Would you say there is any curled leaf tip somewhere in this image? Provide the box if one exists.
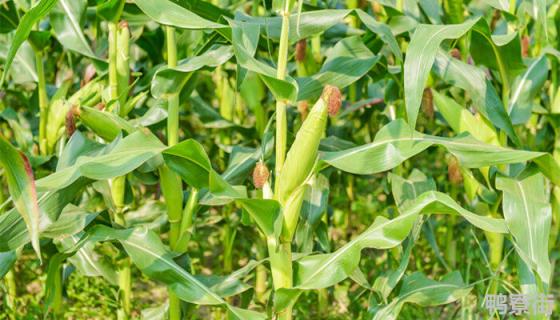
[322,85,342,116]
[252,161,269,189]
[295,40,307,62]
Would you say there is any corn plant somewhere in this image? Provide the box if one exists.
[0,0,559,319]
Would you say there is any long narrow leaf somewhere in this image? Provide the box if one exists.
[0,0,58,86]
[0,136,42,258]
[404,19,478,127]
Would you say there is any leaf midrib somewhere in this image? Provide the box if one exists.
[514,180,535,262]
[58,0,94,56]
[124,240,225,304]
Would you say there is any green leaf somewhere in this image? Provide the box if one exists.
[432,90,499,145]
[355,9,402,62]
[532,0,548,44]
[36,130,166,191]
[0,1,19,33]
[133,0,225,29]
[234,9,401,61]
[470,19,525,86]
[292,191,506,289]
[404,18,478,127]
[189,95,237,130]
[195,260,262,298]
[41,204,98,239]
[321,119,549,175]
[0,251,17,278]
[484,0,510,11]
[372,224,421,301]
[58,233,119,285]
[372,272,472,320]
[162,139,213,189]
[0,136,42,258]
[509,55,548,124]
[235,9,351,43]
[0,179,90,252]
[96,0,125,22]
[172,0,233,22]
[222,144,270,185]
[389,170,436,208]
[229,19,298,103]
[56,131,106,170]
[372,169,428,301]
[275,190,502,310]
[432,50,518,143]
[27,30,50,51]
[55,226,266,319]
[207,170,247,202]
[237,199,282,239]
[496,172,552,285]
[296,36,379,101]
[151,46,233,99]
[50,0,103,61]
[0,0,58,87]
[141,303,168,320]
[0,35,38,83]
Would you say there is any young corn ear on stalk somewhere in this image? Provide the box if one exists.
[116,21,130,112]
[277,85,341,239]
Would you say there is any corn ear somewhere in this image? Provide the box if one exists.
[69,78,104,107]
[46,100,72,152]
[116,20,130,110]
[120,91,147,118]
[110,176,127,225]
[281,184,308,241]
[77,105,134,141]
[277,85,339,204]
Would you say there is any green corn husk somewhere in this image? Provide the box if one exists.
[281,184,308,241]
[68,78,105,107]
[276,86,340,241]
[46,100,72,152]
[276,86,339,205]
[120,91,147,117]
[116,21,130,111]
[77,106,134,141]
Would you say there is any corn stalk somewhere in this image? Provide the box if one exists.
[108,19,131,320]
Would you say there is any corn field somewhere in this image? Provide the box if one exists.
[0,0,559,318]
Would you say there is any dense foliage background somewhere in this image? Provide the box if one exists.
[0,0,559,319]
